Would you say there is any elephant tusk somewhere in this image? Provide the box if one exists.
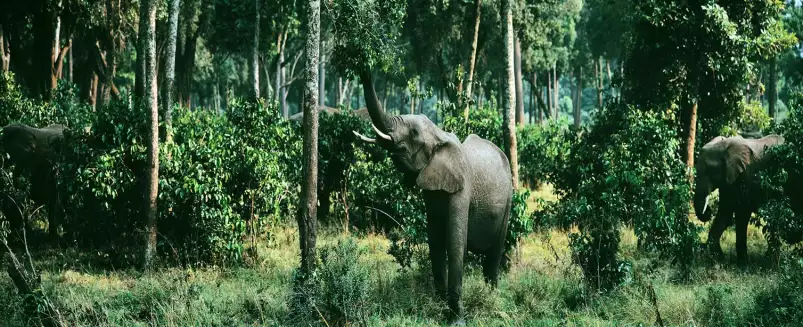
[352,131,376,143]
[702,196,710,216]
[372,123,392,141]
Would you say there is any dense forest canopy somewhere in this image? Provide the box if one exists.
[3,0,803,326]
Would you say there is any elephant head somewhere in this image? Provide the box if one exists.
[352,71,466,193]
[693,135,784,222]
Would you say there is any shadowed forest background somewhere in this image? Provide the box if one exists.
[3,0,803,326]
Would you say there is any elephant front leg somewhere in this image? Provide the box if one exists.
[446,210,468,326]
[735,210,750,268]
[707,199,733,257]
[426,214,447,302]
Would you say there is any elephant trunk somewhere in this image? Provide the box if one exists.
[694,191,712,222]
[359,70,394,133]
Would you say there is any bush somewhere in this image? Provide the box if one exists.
[758,93,803,246]
[517,119,576,189]
[750,257,803,326]
[57,97,301,265]
[288,238,373,326]
[545,104,701,291]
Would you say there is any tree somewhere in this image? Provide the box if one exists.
[297,0,320,275]
[514,36,524,125]
[502,0,518,190]
[463,0,482,122]
[623,0,796,174]
[164,0,181,144]
[139,0,160,270]
[252,0,260,100]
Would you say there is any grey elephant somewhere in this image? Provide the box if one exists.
[0,122,67,243]
[352,71,512,326]
[693,134,784,266]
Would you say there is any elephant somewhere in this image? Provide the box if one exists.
[0,122,67,243]
[352,71,512,325]
[693,134,785,266]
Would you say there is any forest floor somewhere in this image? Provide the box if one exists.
[0,186,789,326]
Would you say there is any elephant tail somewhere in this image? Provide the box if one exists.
[500,190,514,269]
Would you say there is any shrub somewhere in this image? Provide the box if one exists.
[750,257,803,326]
[57,97,301,265]
[758,94,803,246]
[545,104,701,291]
[516,119,575,189]
[288,238,373,326]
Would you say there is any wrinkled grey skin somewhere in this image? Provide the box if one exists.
[693,134,784,266]
[353,73,512,326]
[0,123,67,242]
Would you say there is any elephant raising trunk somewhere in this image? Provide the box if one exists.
[352,71,513,326]
[693,134,784,266]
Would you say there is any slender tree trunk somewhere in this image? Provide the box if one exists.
[553,64,558,119]
[514,37,524,126]
[502,0,518,190]
[319,41,325,106]
[574,67,582,128]
[90,73,98,109]
[298,0,320,275]
[280,35,288,117]
[529,77,535,124]
[463,0,482,122]
[769,57,777,120]
[140,0,160,270]
[164,0,180,144]
[275,34,283,103]
[252,0,260,100]
[0,24,6,72]
[67,38,72,82]
[606,57,612,83]
[546,71,552,118]
[681,102,698,178]
[596,57,603,108]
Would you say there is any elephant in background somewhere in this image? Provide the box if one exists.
[693,134,785,266]
[352,71,512,326]
[0,123,67,243]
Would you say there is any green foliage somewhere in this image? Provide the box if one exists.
[545,104,701,291]
[288,238,373,326]
[0,72,93,129]
[440,101,503,146]
[750,257,803,326]
[758,93,803,246]
[516,119,575,188]
[719,100,772,137]
[327,0,407,77]
[55,96,301,265]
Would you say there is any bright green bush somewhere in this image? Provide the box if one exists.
[545,104,700,290]
[57,97,301,265]
[750,257,803,326]
[288,237,373,326]
[758,93,803,246]
[516,119,576,188]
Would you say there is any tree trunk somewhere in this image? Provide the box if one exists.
[514,37,524,126]
[164,0,180,144]
[0,24,6,72]
[319,41,325,106]
[553,63,558,119]
[681,101,698,176]
[90,73,98,109]
[140,0,160,270]
[596,57,603,108]
[546,71,552,118]
[275,33,283,103]
[252,0,260,100]
[575,67,582,128]
[529,76,535,124]
[463,0,482,122]
[502,0,518,190]
[67,38,72,82]
[769,57,777,120]
[280,34,288,117]
[298,0,320,275]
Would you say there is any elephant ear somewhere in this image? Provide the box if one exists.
[416,142,467,193]
[725,140,753,185]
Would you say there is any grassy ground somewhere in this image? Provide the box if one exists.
[0,186,793,326]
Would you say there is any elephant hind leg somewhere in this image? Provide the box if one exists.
[482,247,504,287]
[735,210,751,268]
